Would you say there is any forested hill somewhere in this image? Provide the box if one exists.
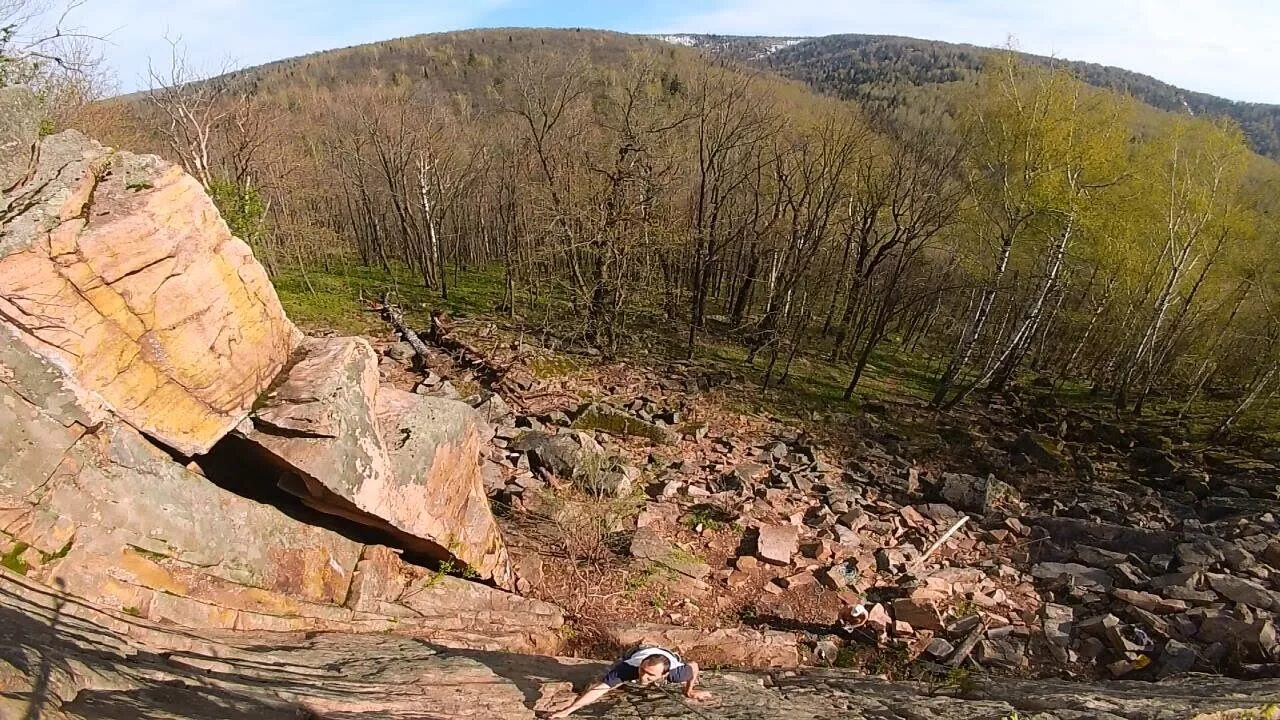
[657,33,1280,161]
[85,26,1280,442]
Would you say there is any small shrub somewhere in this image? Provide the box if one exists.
[866,645,912,679]
[523,487,642,568]
[426,560,456,587]
[680,503,736,533]
[952,597,979,618]
[930,667,977,697]
[833,646,860,669]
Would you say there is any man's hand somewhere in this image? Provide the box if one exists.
[684,689,713,702]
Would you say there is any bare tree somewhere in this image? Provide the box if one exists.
[146,37,237,189]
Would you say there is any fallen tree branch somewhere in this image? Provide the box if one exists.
[910,515,970,572]
[946,618,988,668]
[373,292,432,364]
[371,298,538,409]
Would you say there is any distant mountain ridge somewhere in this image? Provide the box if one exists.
[653,33,1280,161]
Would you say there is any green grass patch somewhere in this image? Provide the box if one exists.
[271,261,507,334]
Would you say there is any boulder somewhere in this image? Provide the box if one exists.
[757,524,800,566]
[1,126,298,455]
[1032,562,1114,592]
[1112,589,1189,615]
[0,570,544,720]
[1013,431,1066,471]
[1159,639,1199,677]
[1041,603,1075,663]
[939,472,1019,514]
[976,636,1028,669]
[571,402,679,444]
[1263,541,1280,570]
[242,336,508,584]
[1032,517,1177,557]
[473,390,513,423]
[1130,447,1178,479]
[6,566,1280,720]
[1207,573,1279,611]
[513,430,608,480]
[630,527,711,580]
[0,336,558,650]
[1091,420,1130,448]
[892,597,945,632]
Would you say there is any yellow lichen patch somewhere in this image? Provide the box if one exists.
[1,145,297,455]
[268,547,351,606]
[117,548,190,596]
[95,577,156,616]
[1192,706,1280,720]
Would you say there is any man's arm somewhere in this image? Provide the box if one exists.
[548,682,612,718]
[677,662,712,701]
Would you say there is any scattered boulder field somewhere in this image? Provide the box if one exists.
[438,349,1280,684]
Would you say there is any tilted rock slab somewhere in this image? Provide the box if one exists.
[4,571,1279,720]
[0,332,559,652]
[1,117,299,456]
[243,335,510,584]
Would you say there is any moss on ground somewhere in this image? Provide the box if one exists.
[1,541,31,575]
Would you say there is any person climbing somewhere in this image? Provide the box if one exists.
[547,646,711,718]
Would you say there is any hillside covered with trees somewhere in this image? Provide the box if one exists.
[73,27,1280,443]
[745,33,1280,161]
[663,33,1280,162]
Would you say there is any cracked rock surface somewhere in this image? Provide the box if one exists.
[1,93,299,456]
[3,570,1279,720]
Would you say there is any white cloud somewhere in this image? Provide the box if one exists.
[652,0,1280,103]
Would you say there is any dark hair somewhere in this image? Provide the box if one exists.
[639,655,671,673]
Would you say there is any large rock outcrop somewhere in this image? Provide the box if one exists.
[0,103,299,456]
[0,325,561,650]
[1,109,537,653]
[243,336,509,583]
[4,569,1279,720]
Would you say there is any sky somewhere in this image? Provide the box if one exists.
[36,0,1280,103]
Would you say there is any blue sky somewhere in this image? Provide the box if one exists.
[45,0,1280,103]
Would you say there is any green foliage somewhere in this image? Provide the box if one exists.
[865,645,913,678]
[757,33,1280,161]
[426,560,456,587]
[0,23,18,87]
[952,597,979,619]
[273,262,506,334]
[208,178,268,246]
[0,542,30,575]
[680,504,736,533]
[833,645,860,668]
[118,28,1280,436]
[929,667,977,697]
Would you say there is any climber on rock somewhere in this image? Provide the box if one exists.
[547,646,711,717]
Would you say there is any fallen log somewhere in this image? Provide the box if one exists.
[373,292,432,364]
[946,620,987,668]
